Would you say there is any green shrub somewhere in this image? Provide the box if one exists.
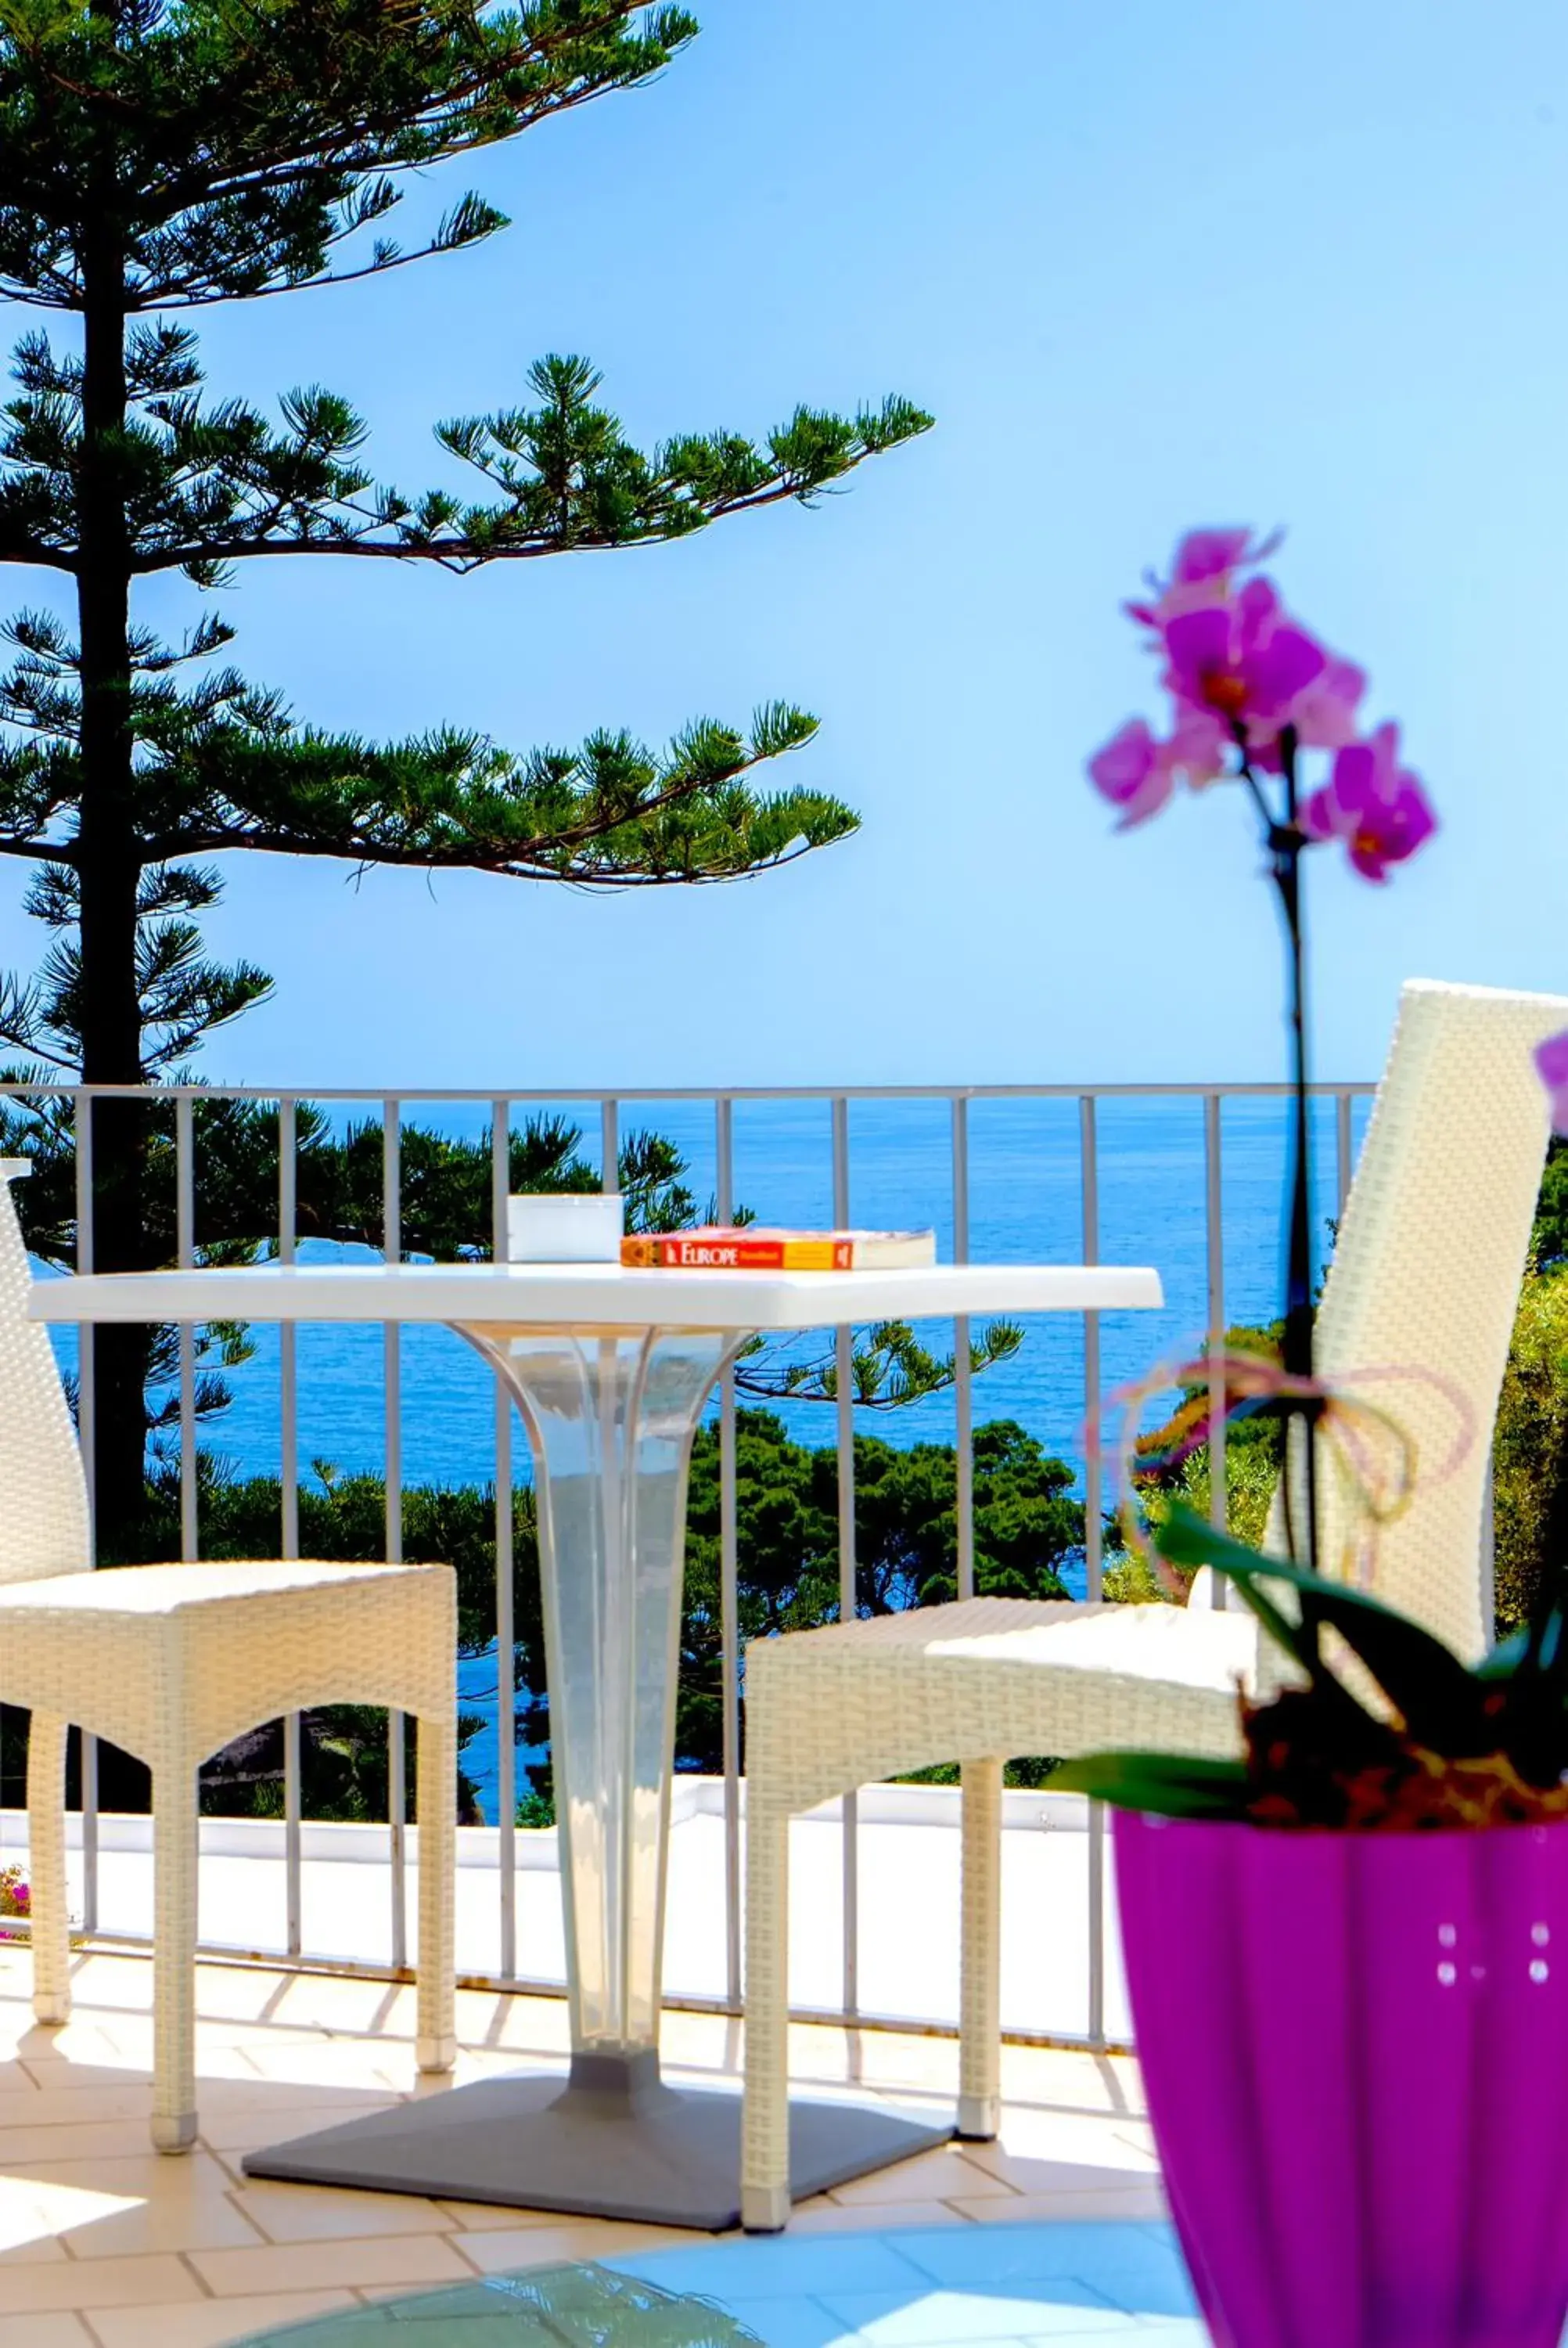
[1493,1263,1568,1633]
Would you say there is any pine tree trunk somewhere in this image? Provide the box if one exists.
[75,225,153,1552]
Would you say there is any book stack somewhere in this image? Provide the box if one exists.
[620,1226,937,1272]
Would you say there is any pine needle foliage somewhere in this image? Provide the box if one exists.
[0,0,932,1529]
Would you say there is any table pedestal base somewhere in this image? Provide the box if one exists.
[242,2049,952,2231]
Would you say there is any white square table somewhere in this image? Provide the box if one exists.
[34,1258,1163,2227]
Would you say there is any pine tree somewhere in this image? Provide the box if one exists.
[0,0,931,1534]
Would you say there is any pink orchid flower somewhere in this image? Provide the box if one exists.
[1251,654,1367,770]
[1161,577,1329,750]
[1172,528,1266,583]
[1087,719,1171,827]
[1535,1032,1568,1136]
[1124,526,1282,631]
[1088,709,1228,829]
[1300,723,1437,881]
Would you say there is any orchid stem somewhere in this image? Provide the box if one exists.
[1272,724,1322,1597]
[1236,759,1275,837]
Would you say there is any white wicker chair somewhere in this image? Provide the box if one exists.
[0,1162,458,2152]
[740,978,1568,2229]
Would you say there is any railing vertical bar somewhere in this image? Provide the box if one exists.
[1079,1099,1102,1597]
[1079,1097,1106,2047]
[1205,1094,1227,1543]
[175,1093,197,1565]
[279,1098,302,1956]
[1336,1087,1354,1219]
[23,1070,1381,2024]
[716,1098,742,2013]
[951,1097,974,1603]
[601,1099,619,1194]
[74,1090,98,1932]
[831,1096,858,2022]
[491,1100,516,1979]
[383,1103,407,1971]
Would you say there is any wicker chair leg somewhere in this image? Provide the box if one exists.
[25,1709,70,2027]
[741,1796,792,2232]
[958,1757,1003,2140]
[150,1760,200,2153]
[415,1708,457,2073]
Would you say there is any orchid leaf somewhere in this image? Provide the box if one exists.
[1152,1505,1325,1676]
[1156,1503,1491,1749]
[1050,1749,1251,1821]
[1476,1626,1534,1681]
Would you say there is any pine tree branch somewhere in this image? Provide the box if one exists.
[0,679,858,886]
[134,475,805,571]
[126,375,934,573]
[0,0,700,308]
[135,708,858,880]
[146,4,692,207]
[146,215,508,308]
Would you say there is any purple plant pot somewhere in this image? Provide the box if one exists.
[1116,1810,1568,2348]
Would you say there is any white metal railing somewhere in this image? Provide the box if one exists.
[9,1076,1376,2049]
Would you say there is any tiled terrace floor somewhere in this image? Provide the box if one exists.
[0,1946,1164,2348]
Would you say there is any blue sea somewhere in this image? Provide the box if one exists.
[58,1093,1373,1810]
[203,1091,1367,1482]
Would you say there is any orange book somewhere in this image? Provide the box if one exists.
[620,1226,937,1272]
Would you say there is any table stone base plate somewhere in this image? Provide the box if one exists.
[242,2051,953,2231]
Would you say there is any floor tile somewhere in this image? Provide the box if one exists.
[457,2221,697,2271]
[212,2044,405,2094]
[711,2292,852,2348]
[155,1972,291,2026]
[829,2149,1016,2205]
[0,2116,156,2163]
[196,2096,401,2153]
[612,2235,937,2299]
[472,1996,572,2056]
[196,2075,403,2116]
[791,2198,966,2235]
[888,2224,1195,2315]
[822,2035,960,2098]
[54,2185,264,2261]
[5,2150,235,2199]
[0,2159,256,2263]
[0,2080,153,2124]
[83,2291,359,2348]
[429,2196,594,2232]
[0,2252,203,2314]
[657,2011,743,2074]
[438,2047,541,2089]
[9,2030,133,2078]
[815,2281,1126,2341]
[962,2121,1158,2177]
[262,1978,409,2036]
[0,2217,69,2264]
[950,2188,1168,2226]
[3,1944,1177,2343]
[186,2231,476,2297]
[230,2181,452,2242]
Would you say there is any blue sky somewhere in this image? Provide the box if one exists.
[10,0,1568,1088]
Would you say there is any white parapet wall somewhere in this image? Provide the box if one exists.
[0,1779,1126,2042]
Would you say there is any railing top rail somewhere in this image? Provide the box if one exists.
[4,1079,1378,1104]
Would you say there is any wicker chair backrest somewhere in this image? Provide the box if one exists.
[0,1160,92,1581]
[1268,979,1568,1662]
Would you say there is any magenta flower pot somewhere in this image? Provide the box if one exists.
[1116,1810,1568,2348]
